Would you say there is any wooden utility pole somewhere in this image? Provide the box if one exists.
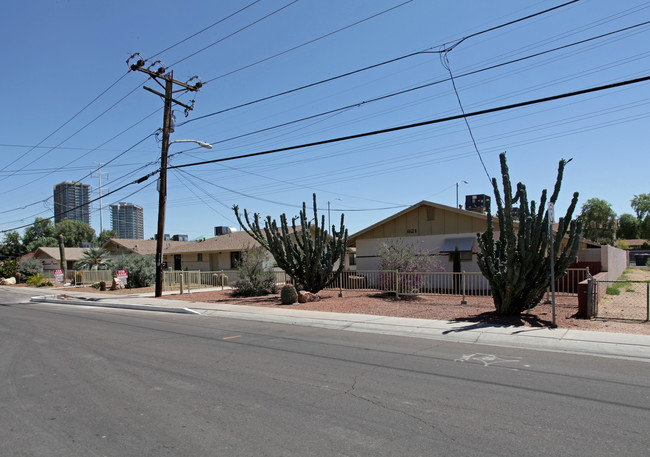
[128,56,201,297]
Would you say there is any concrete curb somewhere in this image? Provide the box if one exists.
[193,306,650,361]
[22,289,650,362]
[29,295,199,315]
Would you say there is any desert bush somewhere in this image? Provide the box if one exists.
[18,257,44,277]
[378,239,444,295]
[232,246,278,296]
[112,254,155,288]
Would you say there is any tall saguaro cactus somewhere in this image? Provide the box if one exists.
[233,194,348,293]
[477,153,582,315]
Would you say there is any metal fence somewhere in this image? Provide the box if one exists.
[161,267,587,298]
[590,279,650,321]
[326,270,492,298]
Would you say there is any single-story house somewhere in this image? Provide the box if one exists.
[348,200,499,273]
[103,232,264,272]
[349,199,601,273]
[33,247,87,271]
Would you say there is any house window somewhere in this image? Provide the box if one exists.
[230,251,241,268]
[197,253,203,262]
[349,252,356,266]
[426,207,436,221]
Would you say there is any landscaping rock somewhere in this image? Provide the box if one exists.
[110,278,124,290]
[0,277,16,285]
[298,291,320,303]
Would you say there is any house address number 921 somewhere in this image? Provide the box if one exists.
[406,228,417,234]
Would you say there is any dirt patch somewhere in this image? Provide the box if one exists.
[166,288,650,335]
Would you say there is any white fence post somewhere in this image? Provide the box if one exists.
[461,271,467,304]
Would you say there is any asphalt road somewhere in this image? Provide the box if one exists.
[1,290,649,456]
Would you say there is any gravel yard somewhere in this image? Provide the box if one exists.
[166,287,650,335]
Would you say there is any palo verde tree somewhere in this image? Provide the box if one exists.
[234,194,348,293]
[477,153,582,316]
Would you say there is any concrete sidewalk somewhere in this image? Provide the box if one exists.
[19,286,650,362]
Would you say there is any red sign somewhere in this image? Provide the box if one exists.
[116,270,128,287]
[54,269,64,283]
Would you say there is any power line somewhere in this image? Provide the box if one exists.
[168,74,650,171]
[171,19,650,162]
[0,71,130,177]
[442,0,581,52]
[169,0,301,68]
[178,50,439,127]
[150,0,264,60]
[203,0,415,83]
[5,74,650,234]
[1,84,144,187]
[184,0,580,127]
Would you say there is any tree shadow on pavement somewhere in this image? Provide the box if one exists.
[442,311,554,334]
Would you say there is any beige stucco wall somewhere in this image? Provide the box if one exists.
[359,206,491,240]
[356,233,481,273]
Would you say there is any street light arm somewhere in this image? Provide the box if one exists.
[169,139,213,149]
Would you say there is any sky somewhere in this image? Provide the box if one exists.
[2,0,649,240]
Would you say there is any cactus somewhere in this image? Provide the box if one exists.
[234,194,348,293]
[477,153,582,315]
[280,284,298,305]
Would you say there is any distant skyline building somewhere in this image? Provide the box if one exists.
[53,181,91,224]
[110,202,144,239]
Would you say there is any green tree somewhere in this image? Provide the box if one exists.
[234,194,348,294]
[631,193,650,220]
[74,247,113,270]
[0,231,27,260]
[95,230,117,247]
[23,217,58,252]
[578,198,617,245]
[477,153,581,316]
[640,216,650,239]
[54,220,96,247]
[617,213,639,239]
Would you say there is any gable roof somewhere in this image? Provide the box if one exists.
[34,247,86,262]
[165,231,260,254]
[103,232,260,256]
[102,239,189,256]
[348,200,495,245]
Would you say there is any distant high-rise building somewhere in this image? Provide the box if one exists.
[53,181,91,224]
[110,202,144,239]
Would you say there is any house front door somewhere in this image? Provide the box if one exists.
[174,255,182,270]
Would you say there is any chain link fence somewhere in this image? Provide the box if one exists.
[590,279,650,321]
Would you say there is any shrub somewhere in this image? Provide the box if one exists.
[0,258,18,278]
[92,281,107,291]
[18,257,44,277]
[281,284,298,304]
[232,246,278,297]
[112,254,155,288]
[26,274,52,287]
[377,239,444,296]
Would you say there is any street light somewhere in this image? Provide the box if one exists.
[169,139,213,149]
[456,180,468,209]
[155,138,213,297]
[328,198,342,230]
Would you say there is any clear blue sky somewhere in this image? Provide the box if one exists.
[2,0,649,240]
